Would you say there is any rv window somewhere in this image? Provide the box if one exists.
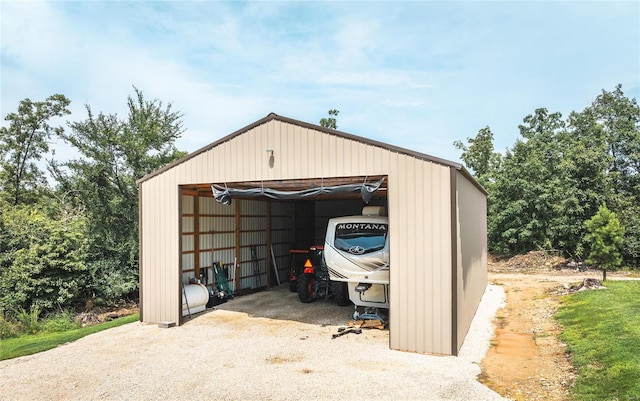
[334,223,388,254]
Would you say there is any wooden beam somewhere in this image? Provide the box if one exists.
[234,200,241,294]
[194,191,200,279]
[266,200,272,289]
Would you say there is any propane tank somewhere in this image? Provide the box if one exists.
[182,283,209,316]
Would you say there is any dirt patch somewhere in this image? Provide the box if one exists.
[75,301,139,327]
[488,251,566,273]
[480,251,623,400]
[480,272,576,400]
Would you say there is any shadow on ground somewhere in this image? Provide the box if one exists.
[191,283,356,326]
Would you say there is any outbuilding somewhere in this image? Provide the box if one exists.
[137,113,487,356]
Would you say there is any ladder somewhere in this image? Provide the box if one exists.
[250,245,261,288]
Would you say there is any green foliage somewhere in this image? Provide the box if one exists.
[86,259,138,303]
[46,88,186,306]
[16,305,41,335]
[619,205,640,267]
[0,94,70,205]
[490,108,567,253]
[0,313,139,360]
[55,87,185,282]
[556,281,640,400]
[453,126,502,189]
[0,88,187,314]
[591,85,640,195]
[0,314,18,339]
[319,109,339,129]
[584,204,624,279]
[40,310,80,333]
[467,85,640,264]
[0,202,89,312]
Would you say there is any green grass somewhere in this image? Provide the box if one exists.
[555,281,640,401]
[0,313,139,361]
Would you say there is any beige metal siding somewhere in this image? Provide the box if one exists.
[388,153,453,355]
[188,121,391,181]
[455,170,488,352]
[139,118,485,356]
[140,175,181,324]
[140,120,389,324]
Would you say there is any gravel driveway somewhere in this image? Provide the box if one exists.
[0,284,506,401]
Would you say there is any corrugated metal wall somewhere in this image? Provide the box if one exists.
[455,170,488,352]
[313,199,372,244]
[140,120,390,325]
[140,173,181,324]
[198,194,236,281]
[387,154,453,355]
[238,199,266,290]
[270,201,295,285]
[139,117,486,355]
[181,194,196,284]
[178,194,294,295]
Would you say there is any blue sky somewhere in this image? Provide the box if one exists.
[1,1,639,165]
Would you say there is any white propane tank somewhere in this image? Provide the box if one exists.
[182,283,209,316]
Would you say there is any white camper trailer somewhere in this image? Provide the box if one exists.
[324,207,389,320]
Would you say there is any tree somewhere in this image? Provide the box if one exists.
[545,108,611,255]
[489,108,566,254]
[453,85,638,266]
[584,204,625,280]
[453,126,501,188]
[590,84,640,197]
[587,85,640,266]
[319,109,339,129]
[0,94,70,205]
[54,87,186,302]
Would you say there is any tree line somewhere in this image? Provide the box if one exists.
[455,84,638,270]
[1,84,637,319]
[0,88,186,318]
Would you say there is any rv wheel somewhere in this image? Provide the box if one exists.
[331,281,351,306]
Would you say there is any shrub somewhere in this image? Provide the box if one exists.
[41,310,80,333]
[0,205,88,312]
[0,315,18,339]
[86,258,138,305]
[16,305,40,335]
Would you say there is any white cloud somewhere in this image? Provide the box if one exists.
[2,0,638,166]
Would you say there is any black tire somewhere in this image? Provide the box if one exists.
[297,273,316,303]
[289,279,298,292]
[331,281,351,306]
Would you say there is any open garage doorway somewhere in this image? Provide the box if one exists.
[178,175,388,326]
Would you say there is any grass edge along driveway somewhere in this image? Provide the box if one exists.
[0,314,139,361]
[555,280,640,401]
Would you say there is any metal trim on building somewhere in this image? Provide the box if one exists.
[450,167,459,356]
[137,113,485,195]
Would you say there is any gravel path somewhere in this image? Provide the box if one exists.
[0,284,506,401]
